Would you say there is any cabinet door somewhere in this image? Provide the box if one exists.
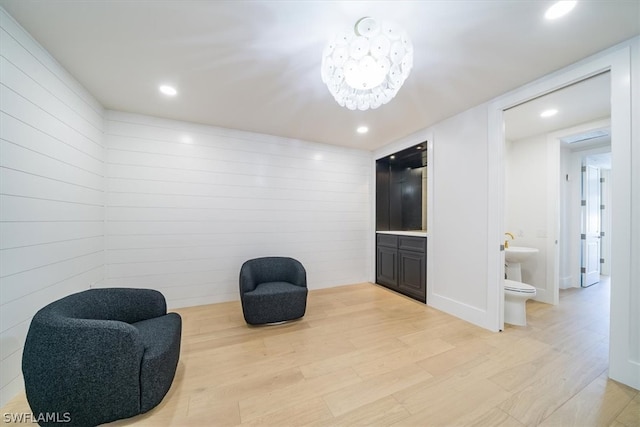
[376,246,398,288]
[398,250,426,302]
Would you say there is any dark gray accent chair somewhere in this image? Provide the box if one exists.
[22,288,182,427]
[239,257,308,325]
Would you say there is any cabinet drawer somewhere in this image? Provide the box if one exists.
[398,236,426,253]
[377,234,398,248]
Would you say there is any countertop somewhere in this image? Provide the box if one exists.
[376,230,428,237]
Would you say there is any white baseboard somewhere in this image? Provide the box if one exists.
[559,275,575,289]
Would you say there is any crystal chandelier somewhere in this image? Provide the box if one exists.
[321,17,413,111]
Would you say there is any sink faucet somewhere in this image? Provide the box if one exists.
[505,232,514,248]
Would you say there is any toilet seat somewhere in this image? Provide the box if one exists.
[504,280,536,294]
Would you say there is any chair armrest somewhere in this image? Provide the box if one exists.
[23,317,145,422]
[239,266,257,294]
[288,260,307,287]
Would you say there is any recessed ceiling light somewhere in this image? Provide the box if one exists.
[356,126,369,134]
[545,1,577,20]
[390,155,396,160]
[159,85,177,96]
[540,109,558,118]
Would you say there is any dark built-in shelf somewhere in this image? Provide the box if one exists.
[376,142,428,303]
[376,142,427,232]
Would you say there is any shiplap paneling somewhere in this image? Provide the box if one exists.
[0,9,105,406]
[103,111,371,308]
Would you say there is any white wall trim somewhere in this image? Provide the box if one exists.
[487,104,504,331]
[371,128,434,292]
[544,136,560,305]
[489,39,639,389]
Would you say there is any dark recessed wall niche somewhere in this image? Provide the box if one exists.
[376,142,428,231]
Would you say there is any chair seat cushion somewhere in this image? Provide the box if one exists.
[242,282,307,325]
[249,281,306,296]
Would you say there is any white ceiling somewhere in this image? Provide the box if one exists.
[504,71,611,142]
[505,72,613,169]
[1,1,638,151]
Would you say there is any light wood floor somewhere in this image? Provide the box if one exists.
[2,279,638,426]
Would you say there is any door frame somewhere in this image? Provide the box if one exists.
[552,119,611,296]
[488,45,635,387]
[581,164,602,287]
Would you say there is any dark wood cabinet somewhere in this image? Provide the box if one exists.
[376,234,426,303]
[377,243,398,287]
[398,250,426,301]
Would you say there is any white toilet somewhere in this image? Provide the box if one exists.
[504,279,537,326]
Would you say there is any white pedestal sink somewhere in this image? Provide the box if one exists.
[505,246,539,281]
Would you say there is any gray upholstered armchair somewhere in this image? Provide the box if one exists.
[22,288,181,427]
[239,257,308,325]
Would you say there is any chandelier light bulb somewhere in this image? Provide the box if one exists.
[321,17,413,111]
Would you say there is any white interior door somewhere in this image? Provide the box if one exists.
[581,164,601,287]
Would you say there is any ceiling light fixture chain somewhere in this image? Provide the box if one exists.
[321,16,413,111]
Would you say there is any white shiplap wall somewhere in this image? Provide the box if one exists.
[103,111,371,308]
[0,9,105,405]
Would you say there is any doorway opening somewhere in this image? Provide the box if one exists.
[488,46,635,388]
[502,72,611,306]
[578,149,612,288]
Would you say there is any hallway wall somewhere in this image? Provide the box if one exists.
[0,10,105,403]
[101,111,372,308]
[505,134,550,300]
